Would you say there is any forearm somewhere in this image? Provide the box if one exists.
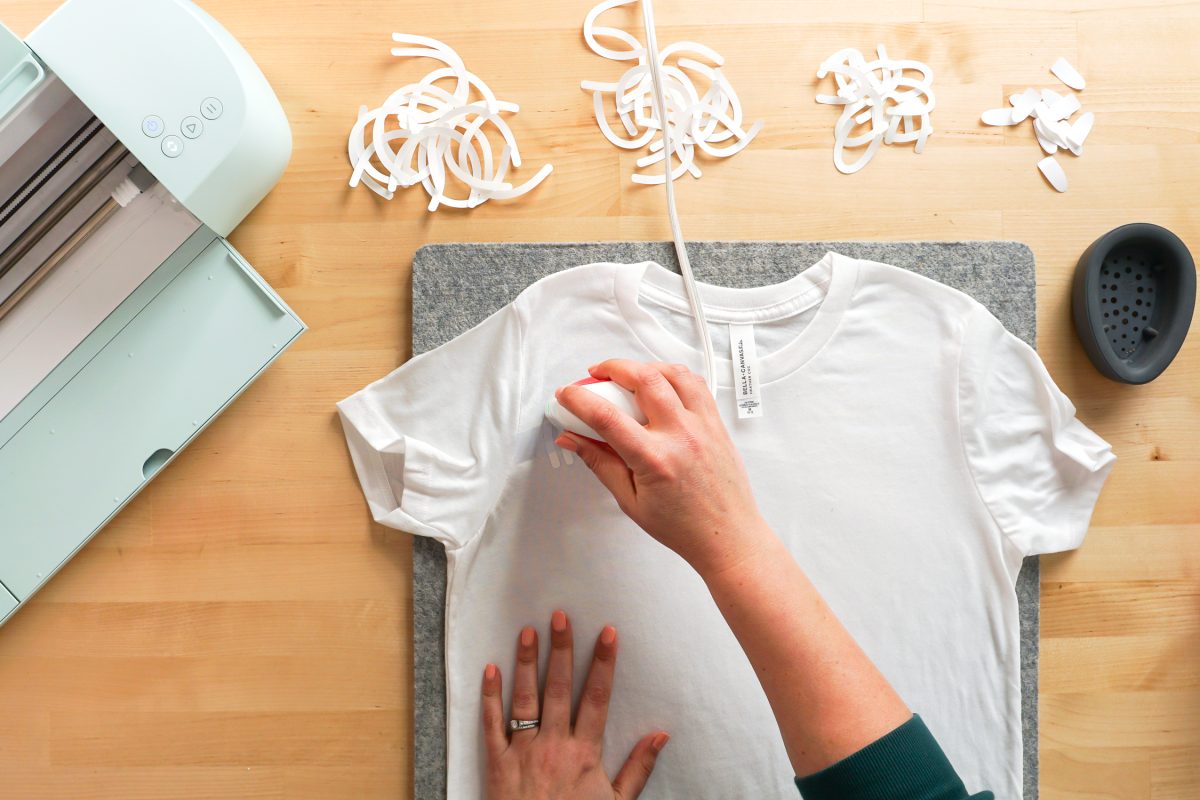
[699,522,911,777]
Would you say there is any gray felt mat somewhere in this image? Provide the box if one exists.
[411,241,1039,800]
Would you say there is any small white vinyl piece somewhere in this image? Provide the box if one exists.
[1033,116,1069,151]
[1037,155,1068,192]
[1051,57,1086,91]
[581,0,762,184]
[1033,120,1058,155]
[1051,120,1074,148]
[1008,88,1039,122]
[1066,111,1095,153]
[981,107,1019,126]
[814,45,936,173]
[1048,93,1081,122]
[981,60,1090,191]
[347,34,552,210]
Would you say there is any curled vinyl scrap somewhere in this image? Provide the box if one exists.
[347,33,552,210]
[814,45,937,175]
[581,0,763,184]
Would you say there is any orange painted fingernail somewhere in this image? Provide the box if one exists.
[600,625,616,646]
[551,610,567,633]
[520,627,535,647]
[652,732,670,752]
[485,663,497,681]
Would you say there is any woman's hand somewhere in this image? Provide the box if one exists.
[481,610,668,800]
[554,359,772,577]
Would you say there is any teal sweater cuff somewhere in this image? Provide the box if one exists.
[794,715,994,800]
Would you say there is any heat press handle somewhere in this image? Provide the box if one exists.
[545,379,647,443]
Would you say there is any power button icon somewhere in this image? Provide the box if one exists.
[141,115,164,138]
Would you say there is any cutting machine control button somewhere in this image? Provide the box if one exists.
[161,135,184,158]
[181,116,204,139]
[200,97,223,120]
[141,115,164,137]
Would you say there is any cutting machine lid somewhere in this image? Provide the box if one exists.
[24,0,291,237]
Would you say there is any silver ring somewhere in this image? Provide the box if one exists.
[509,718,540,732]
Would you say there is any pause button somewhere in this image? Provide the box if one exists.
[200,97,223,120]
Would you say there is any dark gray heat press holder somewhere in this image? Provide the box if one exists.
[1072,223,1196,384]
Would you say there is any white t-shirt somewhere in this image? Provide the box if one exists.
[338,252,1114,799]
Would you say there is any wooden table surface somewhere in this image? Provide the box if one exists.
[1,1,1197,798]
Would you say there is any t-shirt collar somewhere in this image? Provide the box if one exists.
[612,251,859,387]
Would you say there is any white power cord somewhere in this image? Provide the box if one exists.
[638,0,717,397]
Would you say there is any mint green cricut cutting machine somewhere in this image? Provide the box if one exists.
[0,0,305,626]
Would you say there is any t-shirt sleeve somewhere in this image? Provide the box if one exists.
[336,302,525,549]
[958,304,1116,556]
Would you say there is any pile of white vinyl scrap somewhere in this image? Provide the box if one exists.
[981,57,1092,193]
[814,44,937,174]
[347,34,552,211]
[580,0,763,184]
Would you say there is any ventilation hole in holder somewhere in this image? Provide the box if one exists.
[142,448,175,480]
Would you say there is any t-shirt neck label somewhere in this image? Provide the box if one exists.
[728,323,763,419]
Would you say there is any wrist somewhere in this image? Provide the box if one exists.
[687,515,780,583]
